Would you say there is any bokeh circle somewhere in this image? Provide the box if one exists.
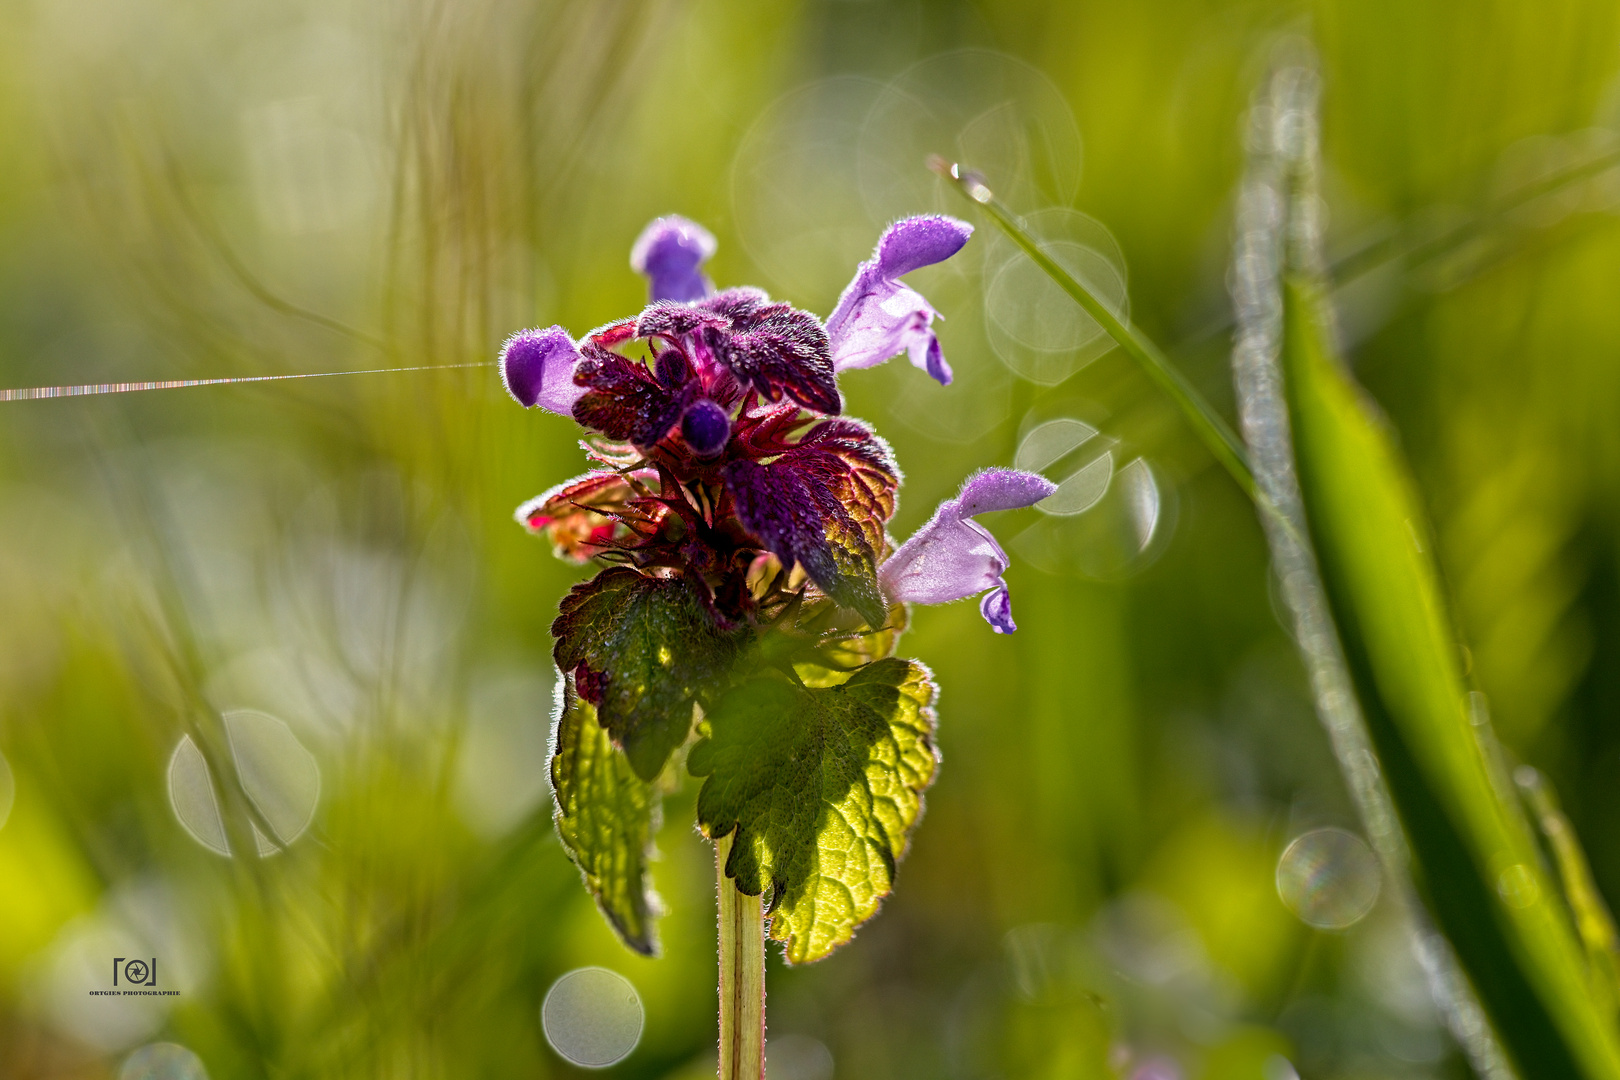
[541,967,644,1068]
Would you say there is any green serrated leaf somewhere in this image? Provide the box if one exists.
[688,656,939,964]
[1282,277,1620,1080]
[553,566,752,781]
[550,675,661,956]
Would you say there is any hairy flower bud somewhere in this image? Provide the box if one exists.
[681,398,731,457]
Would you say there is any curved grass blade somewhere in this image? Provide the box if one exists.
[1282,275,1620,1080]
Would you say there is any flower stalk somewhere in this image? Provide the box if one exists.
[717,833,766,1080]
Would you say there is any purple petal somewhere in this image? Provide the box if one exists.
[501,326,585,415]
[828,282,953,384]
[630,215,717,302]
[979,584,1016,634]
[879,509,1008,605]
[917,335,953,385]
[878,466,1049,628]
[873,215,974,280]
[956,468,1057,515]
[826,217,972,384]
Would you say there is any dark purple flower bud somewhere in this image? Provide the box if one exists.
[630,215,717,303]
[681,398,731,457]
[501,326,585,415]
[826,216,973,385]
[879,467,1055,633]
[654,348,691,389]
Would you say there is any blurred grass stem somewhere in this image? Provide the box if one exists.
[717,833,765,1080]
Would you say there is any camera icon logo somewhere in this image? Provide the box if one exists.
[113,957,157,987]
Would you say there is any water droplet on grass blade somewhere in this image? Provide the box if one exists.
[542,967,643,1068]
[1276,827,1380,930]
[1496,863,1539,909]
[167,710,319,857]
[119,1042,209,1080]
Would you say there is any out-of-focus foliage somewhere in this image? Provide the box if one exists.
[1283,275,1620,1079]
[3,0,1620,1078]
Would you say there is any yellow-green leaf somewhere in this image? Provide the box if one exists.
[688,657,938,963]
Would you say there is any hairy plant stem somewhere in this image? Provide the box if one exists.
[717,833,765,1080]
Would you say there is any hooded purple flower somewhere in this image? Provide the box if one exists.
[826,215,973,386]
[501,326,585,415]
[879,467,1054,633]
[631,215,717,303]
[506,213,1048,965]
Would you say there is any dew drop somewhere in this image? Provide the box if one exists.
[1276,827,1381,930]
[541,967,644,1068]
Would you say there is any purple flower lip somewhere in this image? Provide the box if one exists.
[501,326,585,415]
[879,467,1055,633]
[631,215,718,303]
[681,398,731,457]
[826,215,973,386]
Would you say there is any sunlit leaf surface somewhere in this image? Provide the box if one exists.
[690,657,938,963]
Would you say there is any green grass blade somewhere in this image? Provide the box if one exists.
[1281,275,1620,1080]
[1517,766,1620,1018]
[931,159,1259,508]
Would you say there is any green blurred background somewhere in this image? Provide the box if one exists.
[3,0,1620,1077]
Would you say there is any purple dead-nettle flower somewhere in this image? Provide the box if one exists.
[507,212,1045,965]
[826,214,974,386]
[880,467,1056,634]
[630,214,718,302]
